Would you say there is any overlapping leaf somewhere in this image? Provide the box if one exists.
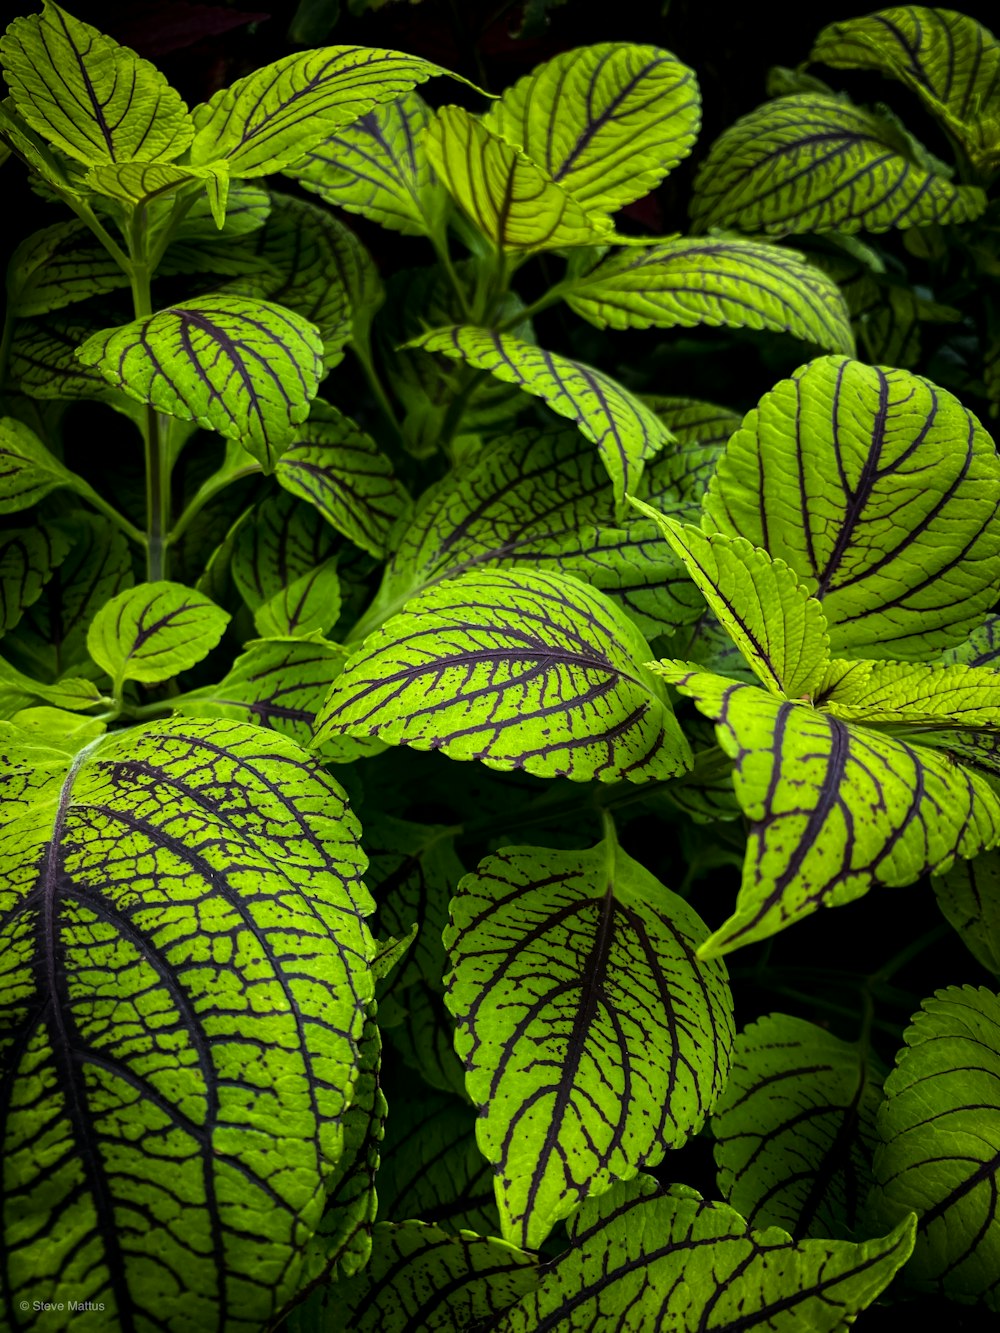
[0,717,374,1329]
[494,1176,915,1332]
[445,838,734,1247]
[253,558,341,638]
[869,985,1000,1309]
[83,161,226,213]
[944,615,1000,669]
[232,492,339,612]
[6,221,130,317]
[10,309,136,407]
[76,295,324,470]
[0,417,79,513]
[690,94,987,235]
[562,238,854,353]
[0,525,72,635]
[410,326,669,503]
[819,659,1000,728]
[641,396,741,520]
[713,1013,883,1238]
[315,568,691,783]
[704,357,1000,659]
[932,853,1000,975]
[484,42,700,219]
[86,582,229,686]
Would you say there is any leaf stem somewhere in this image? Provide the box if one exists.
[430,224,472,319]
[352,342,406,448]
[73,481,147,547]
[170,454,262,546]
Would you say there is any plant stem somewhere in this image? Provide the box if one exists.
[493,285,566,333]
[75,482,147,547]
[353,342,406,447]
[431,225,472,319]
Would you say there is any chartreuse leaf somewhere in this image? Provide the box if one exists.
[424,106,612,251]
[7,221,129,317]
[0,655,105,713]
[704,357,1000,660]
[638,511,831,699]
[83,161,227,215]
[562,237,854,353]
[410,326,669,504]
[0,716,373,1328]
[495,1175,915,1332]
[87,581,229,687]
[285,89,448,236]
[189,46,459,177]
[869,986,1000,1310]
[713,1013,883,1239]
[314,569,691,783]
[0,417,80,513]
[932,853,1000,975]
[819,659,1000,727]
[76,295,325,470]
[484,43,699,219]
[944,615,1000,669]
[690,94,987,235]
[0,524,72,633]
[641,396,742,520]
[444,837,734,1248]
[321,212,384,347]
[669,673,1000,957]
[253,558,341,638]
[0,2,194,167]
[7,704,106,753]
[293,1221,536,1332]
[232,492,338,613]
[813,8,1000,174]
[9,309,136,407]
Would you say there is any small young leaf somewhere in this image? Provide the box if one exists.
[253,557,341,637]
[231,492,339,612]
[0,523,73,634]
[690,94,987,235]
[0,416,79,512]
[484,42,699,220]
[932,852,1000,975]
[76,295,325,470]
[445,838,734,1247]
[870,985,1000,1310]
[83,160,226,211]
[87,581,230,686]
[315,568,691,783]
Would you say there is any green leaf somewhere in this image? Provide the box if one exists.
[83,160,225,211]
[6,704,106,753]
[423,106,612,251]
[410,326,669,504]
[495,1177,915,1332]
[444,837,734,1247]
[294,1221,536,1332]
[232,492,339,613]
[641,396,741,520]
[690,94,987,236]
[713,1013,883,1239]
[10,309,137,408]
[0,2,194,166]
[86,581,230,686]
[321,213,384,347]
[562,237,854,353]
[0,416,80,512]
[387,981,467,1098]
[6,221,130,317]
[484,42,699,220]
[0,523,73,634]
[76,295,325,471]
[703,357,1000,660]
[314,568,691,783]
[0,716,373,1327]
[932,852,1000,975]
[253,558,341,638]
[274,400,411,559]
[285,89,448,236]
[190,46,458,177]
[671,672,1000,957]
[819,659,1000,727]
[640,514,831,699]
[943,615,1000,669]
[813,8,1000,174]
[0,655,105,713]
[870,985,1000,1310]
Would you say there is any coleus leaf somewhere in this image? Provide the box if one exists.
[869,985,1000,1310]
[410,326,669,504]
[10,309,137,408]
[231,492,339,612]
[424,106,612,251]
[944,615,1000,669]
[561,237,854,354]
[703,356,1000,660]
[641,396,742,520]
[189,46,460,177]
[713,1013,883,1239]
[932,852,1000,975]
[0,2,194,167]
[83,160,226,216]
[386,978,468,1099]
[314,568,691,783]
[0,717,373,1328]
[494,1175,915,1332]
[0,655,105,714]
[6,221,130,318]
[444,837,734,1247]
[0,524,73,634]
[7,704,106,754]
[819,659,1000,727]
[812,7,1000,174]
[320,212,384,347]
[483,42,700,220]
[0,416,81,513]
[689,94,987,235]
[253,558,341,638]
[285,89,448,236]
[76,295,325,471]
[86,581,230,686]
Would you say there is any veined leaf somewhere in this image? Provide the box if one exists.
[0,717,373,1328]
[321,212,384,347]
[410,326,668,504]
[253,558,341,638]
[0,417,80,513]
[703,357,1000,660]
[444,838,734,1248]
[0,2,194,166]
[813,8,1000,173]
[562,237,854,353]
[83,160,226,213]
[641,396,742,520]
[423,106,612,251]
[943,615,1000,669]
[932,852,1000,975]
[6,221,130,317]
[190,46,458,177]
[175,180,272,239]
[870,986,1000,1309]
[10,310,137,408]
[286,89,448,236]
[7,705,106,754]
[639,512,831,699]
[713,1013,883,1239]
[0,656,104,714]
[820,659,1000,727]
[494,1176,915,1332]
[690,94,987,235]
[314,568,691,783]
[87,581,230,686]
[484,42,699,219]
[232,492,338,613]
[76,295,325,471]
[387,979,467,1098]
[672,672,1000,957]
[0,524,73,634]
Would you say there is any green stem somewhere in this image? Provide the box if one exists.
[67,197,131,272]
[353,342,406,447]
[431,226,472,319]
[171,458,262,546]
[493,284,566,334]
[74,482,146,547]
